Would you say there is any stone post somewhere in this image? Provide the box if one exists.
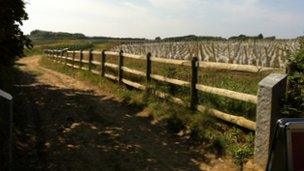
[254,73,287,169]
[0,89,13,171]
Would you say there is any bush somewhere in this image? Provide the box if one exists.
[233,145,253,169]
[284,39,304,117]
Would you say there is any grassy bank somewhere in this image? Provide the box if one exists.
[40,56,255,166]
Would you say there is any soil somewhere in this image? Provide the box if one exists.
[12,56,240,171]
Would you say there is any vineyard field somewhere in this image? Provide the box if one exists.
[112,39,300,68]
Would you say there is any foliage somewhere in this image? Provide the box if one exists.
[0,0,31,66]
[162,35,226,42]
[30,30,86,40]
[155,37,162,41]
[233,145,253,169]
[29,30,147,43]
[231,132,254,169]
[284,39,304,116]
[228,34,265,41]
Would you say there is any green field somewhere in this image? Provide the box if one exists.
[25,38,117,56]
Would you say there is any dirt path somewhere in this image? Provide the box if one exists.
[13,56,237,171]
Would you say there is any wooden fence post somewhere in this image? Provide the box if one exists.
[61,50,64,63]
[118,50,124,83]
[190,57,199,110]
[146,52,152,83]
[88,49,93,71]
[101,50,106,77]
[80,50,83,69]
[254,73,287,170]
[57,50,59,61]
[72,51,75,67]
[65,51,68,65]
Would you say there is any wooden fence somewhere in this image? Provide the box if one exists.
[44,49,273,131]
[44,49,289,169]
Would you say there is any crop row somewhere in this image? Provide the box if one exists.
[111,40,300,68]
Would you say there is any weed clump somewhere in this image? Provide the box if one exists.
[233,145,253,169]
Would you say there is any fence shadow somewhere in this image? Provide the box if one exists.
[9,66,206,170]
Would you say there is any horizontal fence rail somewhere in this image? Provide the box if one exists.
[44,49,263,131]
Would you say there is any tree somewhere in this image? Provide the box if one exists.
[155,37,162,41]
[0,0,31,66]
[257,33,264,39]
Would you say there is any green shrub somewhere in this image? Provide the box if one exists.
[233,145,253,169]
[284,39,304,117]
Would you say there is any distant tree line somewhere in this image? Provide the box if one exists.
[30,30,148,43]
[159,35,226,42]
[155,34,277,42]
[30,30,280,45]
[30,30,86,40]
[228,34,263,40]
[228,34,276,41]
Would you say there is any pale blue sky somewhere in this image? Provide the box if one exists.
[22,0,304,39]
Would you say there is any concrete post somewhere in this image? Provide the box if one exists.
[254,73,287,169]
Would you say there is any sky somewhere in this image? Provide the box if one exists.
[21,0,304,39]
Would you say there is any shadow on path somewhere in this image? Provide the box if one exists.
[10,65,206,170]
